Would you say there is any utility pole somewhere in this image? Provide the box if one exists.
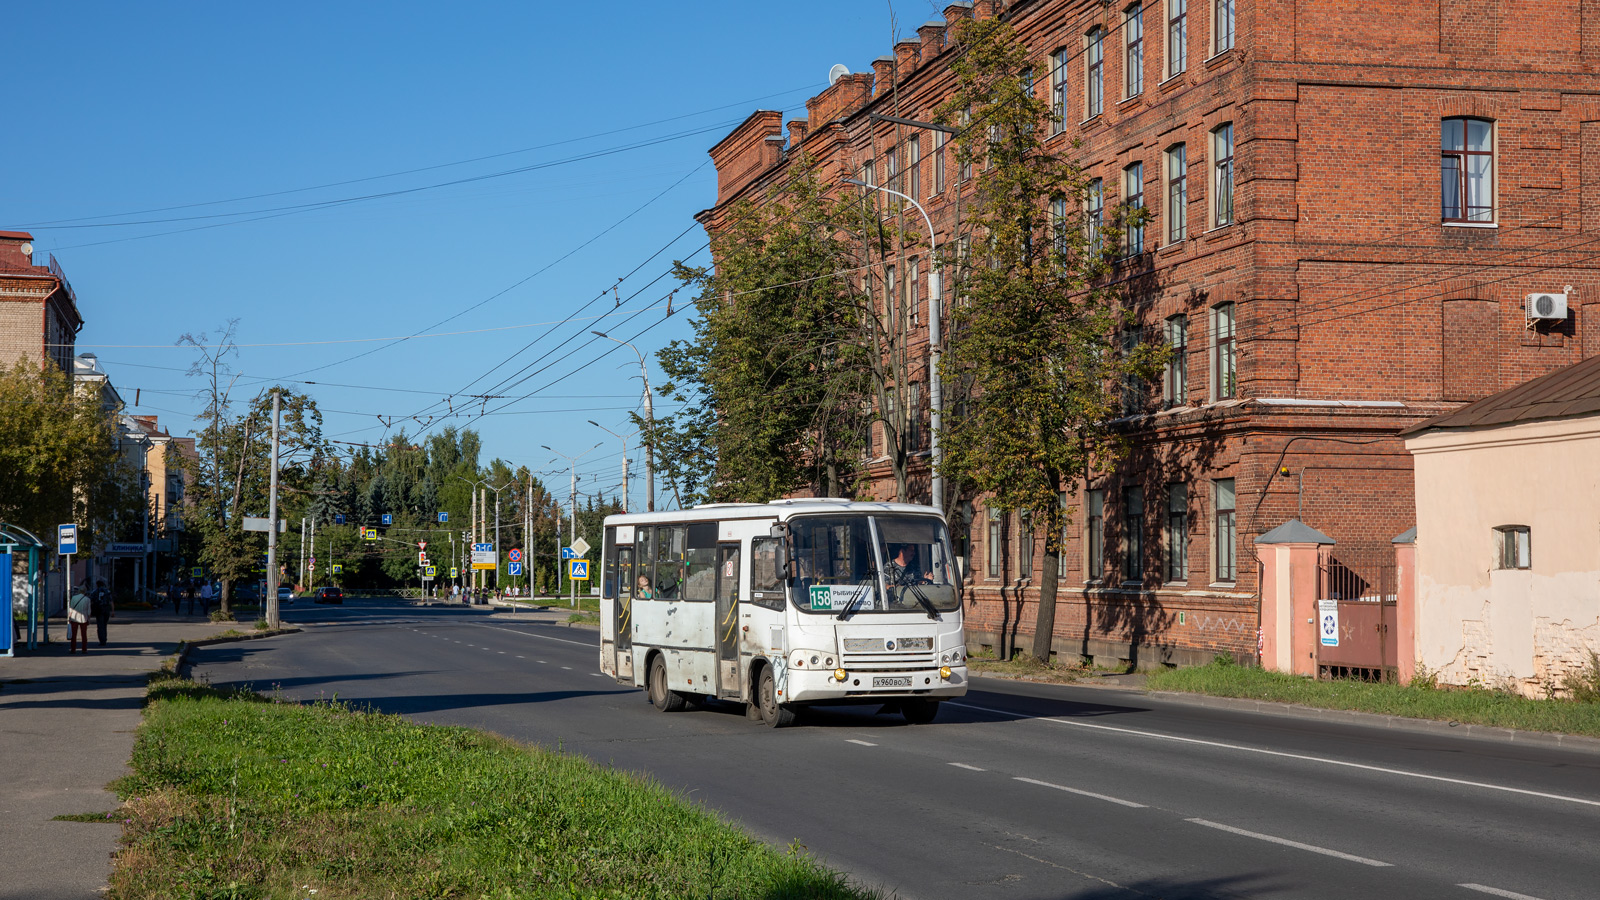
[299,518,306,591]
[266,390,281,629]
[590,332,654,511]
[569,472,577,607]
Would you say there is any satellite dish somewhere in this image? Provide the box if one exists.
[828,63,850,86]
[19,242,32,257]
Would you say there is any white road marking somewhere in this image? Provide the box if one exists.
[561,666,572,670]
[538,660,547,664]
[948,762,986,772]
[1458,884,1549,900]
[1186,818,1391,867]
[1014,776,1147,808]
[467,622,593,647]
[497,651,506,654]
[946,701,1600,809]
[590,672,603,677]
[846,739,878,747]
[516,656,525,659]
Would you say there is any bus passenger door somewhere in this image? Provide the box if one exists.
[614,546,634,681]
[714,543,740,698]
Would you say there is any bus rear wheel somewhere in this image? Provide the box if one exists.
[901,699,941,724]
[648,654,687,712]
[757,666,795,728]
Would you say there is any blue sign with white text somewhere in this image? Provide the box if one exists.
[382,514,393,526]
[509,562,523,576]
[438,512,449,523]
[334,515,345,525]
[58,524,78,556]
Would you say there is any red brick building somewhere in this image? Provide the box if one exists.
[0,231,82,374]
[698,0,1600,666]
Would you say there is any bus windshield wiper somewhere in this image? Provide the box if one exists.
[904,582,941,620]
[835,576,876,620]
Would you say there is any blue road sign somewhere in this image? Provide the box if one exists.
[509,562,523,576]
[334,514,346,525]
[58,524,78,556]
[560,547,577,560]
[438,512,449,523]
[568,559,589,580]
[382,513,393,526]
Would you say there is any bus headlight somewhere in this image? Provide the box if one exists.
[940,666,953,680]
[833,668,848,682]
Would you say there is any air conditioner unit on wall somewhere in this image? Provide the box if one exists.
[1526,290,1569,326]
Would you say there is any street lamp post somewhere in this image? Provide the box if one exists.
[587,420,634,513]
[543,442,602,607]
[843,175,945,514]
[590,331,654,512]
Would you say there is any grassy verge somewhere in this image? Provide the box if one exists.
[110,677,876,900]
[1147,659,1600,739]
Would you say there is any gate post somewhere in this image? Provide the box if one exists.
[1255,520,1336,676]
[1392,527,1417,684]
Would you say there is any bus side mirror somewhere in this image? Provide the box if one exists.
[775,542,790,580]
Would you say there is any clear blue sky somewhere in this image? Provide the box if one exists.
[6,1,947,508]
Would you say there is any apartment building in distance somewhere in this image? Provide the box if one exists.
[0,231,82,373]
[699,0,1600,666]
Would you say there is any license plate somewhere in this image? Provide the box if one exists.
[873,676,911,688]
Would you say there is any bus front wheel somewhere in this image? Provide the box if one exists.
[648,654,687,712]
[757,666,795,728]
[901,699,941,724]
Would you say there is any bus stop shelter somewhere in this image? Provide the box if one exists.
[2,523,47,657]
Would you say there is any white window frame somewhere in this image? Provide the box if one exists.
[1210,123,1234,229]
[1167,0,1188,78]
[1166,144,1187,242]
[1124,3,1145,99]
[1085,27,1105,119]
[1212,0,1235,57]
[1124,161,1145,254]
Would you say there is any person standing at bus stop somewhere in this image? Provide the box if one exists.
[91,578,114,646]
[66,583,92,653]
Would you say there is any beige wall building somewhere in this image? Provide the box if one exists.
[1404,358,1600,696]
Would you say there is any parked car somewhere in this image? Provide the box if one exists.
[277,585,294,605]
[313,586,343,604]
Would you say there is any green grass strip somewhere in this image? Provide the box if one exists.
[110,677,879,900]
[1146,660,1600,739]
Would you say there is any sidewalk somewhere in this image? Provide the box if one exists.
[0,608,239,900]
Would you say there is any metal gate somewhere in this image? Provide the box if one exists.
[1316,544,1397,681]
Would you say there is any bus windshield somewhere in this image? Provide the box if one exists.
[790,514,959,615]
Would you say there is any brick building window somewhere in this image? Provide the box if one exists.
[1052,196,1070,258]
[1214,0,1235,55]
[1086,489,1105,581]
[886,150,900,203]
[1212,301,1236,399]
[1168,0,1187,77]
[1214,478,1236,582]
[908,259,920,329]
[907,381,924,450]
[1086,178,1105,249]
[1125,4,1144,98]
[933,129,946,195]
[1123,486,1145,582]
[1166,144,1187,241]
[1164,313,1188,405]
[1017,510,1033,578]
[1495,525,1531,570]
[1051,47,1070,132]
[1121,328,1143,414]
[987,506,1003,579]
[1086,27,1105,118]
[954,501,975,576]
[1058,491,1071,577]
[1442,118,1494,224]
[1124,161,1145,254]
[960,107,973,181]
[1166,483,1189,582]
[908,137,921,200]
[1211,123,1234,227]
[860,158,875,194]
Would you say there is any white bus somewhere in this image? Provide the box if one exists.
[598,499,968,726]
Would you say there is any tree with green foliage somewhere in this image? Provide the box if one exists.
[0,359,140,552]
[651,159,873,505]
[938,17,1164,662]
[180,322,330,616]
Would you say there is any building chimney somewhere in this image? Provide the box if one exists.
[788,118,810,149]
[918,21,948,56]
[944,1,975,28]
[894,40,921,75]
[0,231,35,269]
[871,55,897,98]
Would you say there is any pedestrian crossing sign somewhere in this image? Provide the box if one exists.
[568,559,589,580]
[425,566,437,578]
[332,564,342,575]
[450,567,458,578]
[191,567,203,578]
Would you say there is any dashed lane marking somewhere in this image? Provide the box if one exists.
[466,622,593,648]
[1014,777,1147,808]
[845,739,878,747]
[1186,818,1391,867]
[945,701,1600,809]
[561,666,572,670]
[1458,884,1549,900]
[948,762,986,771]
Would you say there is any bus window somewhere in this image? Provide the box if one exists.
[791,516,877,612]
[636,527,656,599]
[603,526,617,598]
[654,525,685,600]
[750,537,786,610]
[617,546,633,600]
[682,522,718,601]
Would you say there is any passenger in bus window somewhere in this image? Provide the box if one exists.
[884,543,931,586]
[636,575,654,599]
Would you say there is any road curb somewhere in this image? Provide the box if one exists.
[174,628,301,679]
[1141,689,1600,755]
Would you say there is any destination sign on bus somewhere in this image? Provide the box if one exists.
[808,584,876,611]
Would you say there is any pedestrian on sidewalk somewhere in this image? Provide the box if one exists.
[168,581,182,614]
[66,584,91,653]
[184,580,196,615]
[198,581,213,615]
[90,579,114,646]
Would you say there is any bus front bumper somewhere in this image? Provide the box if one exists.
[784,665,968,704]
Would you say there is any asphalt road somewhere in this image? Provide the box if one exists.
[190,598,1600,900]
